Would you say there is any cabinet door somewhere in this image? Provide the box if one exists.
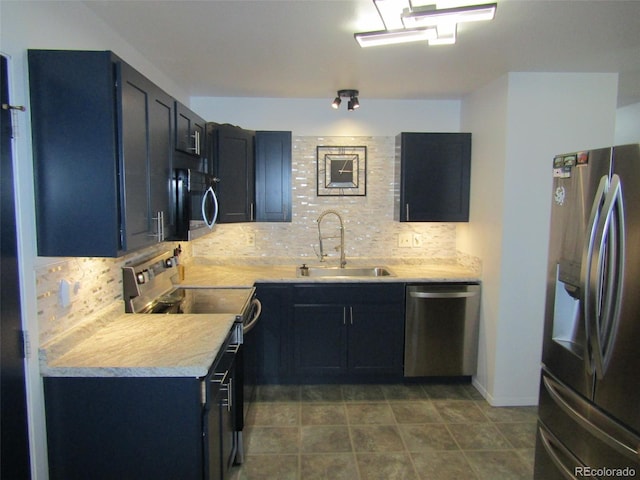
[396,132,471,222]
[28,50,122,257]
[119,63,154,251]
[348,304,404,376]
[149,90,174,238]
[293,305,347,376]
[175,101,205,157]
[121,64,172,251]
[215,124,255,223]
[253,285,291,382]
[255,131,292,222]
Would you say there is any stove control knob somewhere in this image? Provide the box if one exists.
[136,272,145,284]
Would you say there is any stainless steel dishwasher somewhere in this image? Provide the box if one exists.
[404,283,481,377]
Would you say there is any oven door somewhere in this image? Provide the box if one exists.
[174,168,219,241]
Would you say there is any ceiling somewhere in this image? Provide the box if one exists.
[82,0,640,106]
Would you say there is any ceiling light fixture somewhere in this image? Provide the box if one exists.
[355,27,437,47]
[373,0,410,30]
[332,89,360,111]
[354,1,497,47]
[401,2,497,29]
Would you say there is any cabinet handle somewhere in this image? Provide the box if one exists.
[405,203,410,221]
[349,306,353,325]
[150,211,164,242]
[189,131,200,155]
[343,308,346,325]
[250,203,255,221]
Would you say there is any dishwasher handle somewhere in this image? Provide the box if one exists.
[409,291,479,299]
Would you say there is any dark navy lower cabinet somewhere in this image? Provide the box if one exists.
[291,283,405,382]
[44,377,205,480]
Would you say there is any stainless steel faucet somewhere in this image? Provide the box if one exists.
[317,209,346,268]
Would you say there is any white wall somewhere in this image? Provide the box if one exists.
[461,72,619,406]
[191,97,461,136]
[1,2,190,478]
[615,101,640,144]
[458,74,510,402]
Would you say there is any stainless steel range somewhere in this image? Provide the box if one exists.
[122,251,261,474]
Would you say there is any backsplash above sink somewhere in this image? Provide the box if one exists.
[193,135,473,265]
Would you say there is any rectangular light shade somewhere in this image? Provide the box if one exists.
[402,3,497,28]
[355,27,437,47]
[373,0,411,30]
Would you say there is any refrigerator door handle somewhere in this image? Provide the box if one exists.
[543,374,640,462]
[581,175,609,375]
[537,424,581,480]
[590,174,625,379]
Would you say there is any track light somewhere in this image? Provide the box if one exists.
[331,90,360,111]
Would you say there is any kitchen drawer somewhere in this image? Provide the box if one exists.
[293,283,404,305]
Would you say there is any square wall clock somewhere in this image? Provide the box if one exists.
[316,145,367,196]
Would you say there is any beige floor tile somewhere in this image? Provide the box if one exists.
[300,453,359,480]
[235,454,298,480]
[300,425,352,453]
[464,450,532,480]
[391,401,442,423]
[412,450,479,480]
[434,399,490,423]
[350,425,405,452]
[301,403,348,425]
[356,452,418,480]
[249,402,299,426]
[346,402,396,424]
[447,423,512,450]
[399,423,459,451]
[245,426,299,454]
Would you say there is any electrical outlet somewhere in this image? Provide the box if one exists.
[246,232,256,247]
[398,232,412,248]
[413,234,423,247]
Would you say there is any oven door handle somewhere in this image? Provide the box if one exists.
[243,298,262,334]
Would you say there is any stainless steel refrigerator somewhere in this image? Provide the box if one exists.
[535,143,640,479]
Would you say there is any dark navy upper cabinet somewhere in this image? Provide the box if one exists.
[255,131,292,222]
[28,50,173,256]
[395,132,471,222]
[175,101,205,159]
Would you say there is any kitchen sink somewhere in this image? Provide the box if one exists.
[297,265,395,278]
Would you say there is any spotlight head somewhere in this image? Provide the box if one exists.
[332,89,360,110]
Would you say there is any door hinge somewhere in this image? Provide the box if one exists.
[20,330,31,359]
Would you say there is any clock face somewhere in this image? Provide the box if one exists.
[328,155,355,187]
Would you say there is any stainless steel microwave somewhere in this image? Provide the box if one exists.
[174,169,219,241]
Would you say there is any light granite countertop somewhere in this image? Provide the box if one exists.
[40,261,479,379]
[40,308,238,378]
[177,263,480,288]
